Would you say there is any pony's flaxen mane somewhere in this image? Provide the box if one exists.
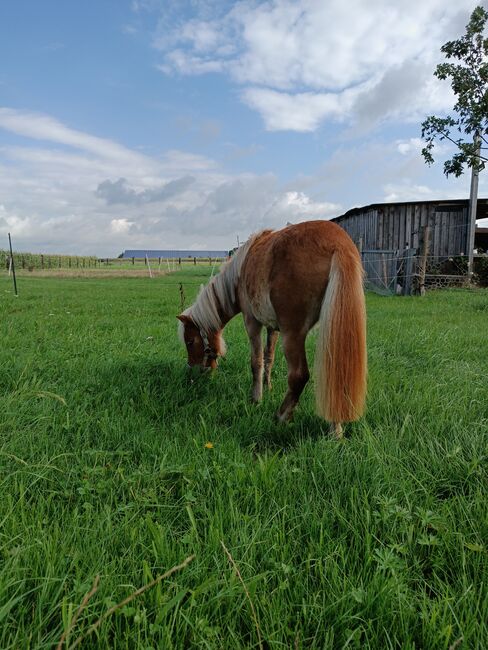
[179,231,269,340]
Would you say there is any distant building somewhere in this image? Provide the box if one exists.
[120,249,228,259]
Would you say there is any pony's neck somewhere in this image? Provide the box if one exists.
[186,247,248,335]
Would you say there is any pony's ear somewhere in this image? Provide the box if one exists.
[176,314,189,323]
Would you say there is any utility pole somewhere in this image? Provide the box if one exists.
[467,133,481,279]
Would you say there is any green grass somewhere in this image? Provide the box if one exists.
[0,269,487,649]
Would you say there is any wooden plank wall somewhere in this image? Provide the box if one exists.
[335,202,469,257]
[337,209,379,249]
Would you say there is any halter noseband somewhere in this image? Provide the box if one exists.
[200,329,218,366]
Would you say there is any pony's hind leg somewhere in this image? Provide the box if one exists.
[329,422,344,439]
[244,315,264,403]
[277,332,309,422]
[264,328,279,390]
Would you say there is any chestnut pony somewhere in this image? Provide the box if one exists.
[177,220,366,436]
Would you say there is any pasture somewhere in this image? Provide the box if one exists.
[0,268,487,649]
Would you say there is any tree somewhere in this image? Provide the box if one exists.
[421,5,488,177]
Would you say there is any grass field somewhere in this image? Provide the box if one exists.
[0,267,487,649]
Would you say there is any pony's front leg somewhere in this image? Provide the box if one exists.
[264,328,279,390]
[244,315,264,403]
[277,333,309,422]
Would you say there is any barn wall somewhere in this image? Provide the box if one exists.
[334,202,469,257]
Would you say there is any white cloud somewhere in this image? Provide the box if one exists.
[243,88,344,132]
[0,108,147,165]
[383,184,436,203]
[0,108,344,255]
[397,138,424,156]
[155,0,475,132]
[111,218,134,234]
[0,204,32,237]
[157,50,224,75]
[279,191,340,217]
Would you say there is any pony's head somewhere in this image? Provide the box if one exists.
[177,314,225,371]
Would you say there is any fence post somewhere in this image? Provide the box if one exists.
[403,248,416,296]
[381,254,388,288]
[8,233,18,296]
[179,283,185,311]
[193,257,196,265]
[418,226,431,296]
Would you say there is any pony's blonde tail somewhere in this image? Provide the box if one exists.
[314,249,367,423]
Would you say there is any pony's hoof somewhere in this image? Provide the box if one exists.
[329,422,344,439]
[276,410,293,423]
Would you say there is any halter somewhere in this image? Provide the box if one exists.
[200,329,218,366]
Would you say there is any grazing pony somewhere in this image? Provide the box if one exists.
[177,220,367,437]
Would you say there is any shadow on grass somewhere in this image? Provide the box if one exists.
[102,358,225,406]
[248,411,358,454]
[96,357,353,451]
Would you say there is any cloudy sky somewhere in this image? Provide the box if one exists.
[0,0,485,255]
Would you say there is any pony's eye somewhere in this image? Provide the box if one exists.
[186,339,194,347]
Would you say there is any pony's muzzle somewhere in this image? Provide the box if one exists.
[186,364,211,378]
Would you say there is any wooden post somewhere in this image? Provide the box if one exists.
[146,255,153,278]
[8,233,18,296]
[41,254,44,269]
[132,257,135,265]
[193,257,196,265]
[403,248,416,296]
[418,225,431,296]
[179,283,185,312]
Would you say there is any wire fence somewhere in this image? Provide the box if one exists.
[2,247,487,299]
[0,249,227,272]
[362,249,488,295]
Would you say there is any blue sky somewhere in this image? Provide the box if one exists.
[0,0,484,255]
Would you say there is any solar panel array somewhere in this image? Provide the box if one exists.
[121,249,228,259]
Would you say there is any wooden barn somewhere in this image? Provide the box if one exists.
[331,198,488,293]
